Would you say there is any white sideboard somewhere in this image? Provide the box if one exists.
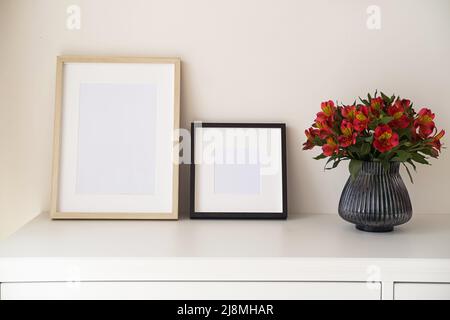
[1,213,449,300]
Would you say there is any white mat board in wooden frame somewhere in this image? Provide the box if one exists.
[51,56,180,219]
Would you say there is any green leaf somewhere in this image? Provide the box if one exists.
[418,148,436,157]
[411,152,429,165]
[368,121,378,130]
[379,116,394,124]
[325,159,341,170]
[312,136,323,146]
[397,128,412,139]
[381,158,390,172]
[359,97,370,106]
[402,162,414,184]
[314,153,327,160]
[348,145,360,153]
[390,94,396,104]
[394,150,411,162]
[360,143,371,156]
[380,92,390,104]
[407,159,417,171]
[323,156,335,169]
[349,159,363,180]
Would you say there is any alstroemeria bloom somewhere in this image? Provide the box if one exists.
[302,127,320,150]
[341,105,357,120]
[398,99,411,110]
[430,129,445,153]
[370,97,385,117]
[338,120,357,147]
[353,106,370,132]
[322,137,338,156]
[320,100,336,117]
[414,108,435,138]
[373,124,399,153]
[410,126,420,142]
[387,100,410,129]
[316,100,336,124]
[314,116,333,139]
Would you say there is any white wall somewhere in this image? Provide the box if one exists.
[1,0,449,238]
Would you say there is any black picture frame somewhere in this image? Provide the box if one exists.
[190,122,288,219]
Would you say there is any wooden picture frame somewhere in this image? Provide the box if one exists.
[51,56,180,219]
[190,123,288,219]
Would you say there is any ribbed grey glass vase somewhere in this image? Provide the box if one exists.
[338,161,412,232]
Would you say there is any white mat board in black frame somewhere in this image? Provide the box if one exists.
[190,122,287,219]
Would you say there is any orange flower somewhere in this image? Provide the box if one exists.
[320,100,336,118]
[314,115,333,139]
[322,137,338,156]
[338,120,357,147]
[430,129,445,153]
[302,128,320,150]
[373,124,399,153]
[414,108,435,138]
[353,106,370,132]
[341,105,357,120]
[387,100,410,129]
[370,97,385,117]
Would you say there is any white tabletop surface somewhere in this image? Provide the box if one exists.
[0,213,449,259]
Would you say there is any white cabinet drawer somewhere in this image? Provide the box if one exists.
[1,281,381,300]
[394,283,450,300]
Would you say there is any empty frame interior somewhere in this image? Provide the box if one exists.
[51,56,180,219]
[192,124,287,218]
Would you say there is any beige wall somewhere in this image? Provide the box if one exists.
[1,0,449,238]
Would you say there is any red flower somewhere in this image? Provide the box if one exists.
[338,134,357,148]
[373,124,399,153]
[314,101,337,137]
[387,100,410,129]
[353,106,370,132]
[399,99,412,110]
[414,108,435,138]
[338,120,357,147]
[316,101,336,124]
[322,137,338,156]
[370,97,385,117]
[320,100,336,118]
[302,128,320,150]
[314,119,333,139]
[410,126,420,142]
[430,129,445,153]
[315,112,328,124]
[341,105,357,120]
[340,120,353,136]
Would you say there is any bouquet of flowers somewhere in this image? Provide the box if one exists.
[302,91,445,182]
